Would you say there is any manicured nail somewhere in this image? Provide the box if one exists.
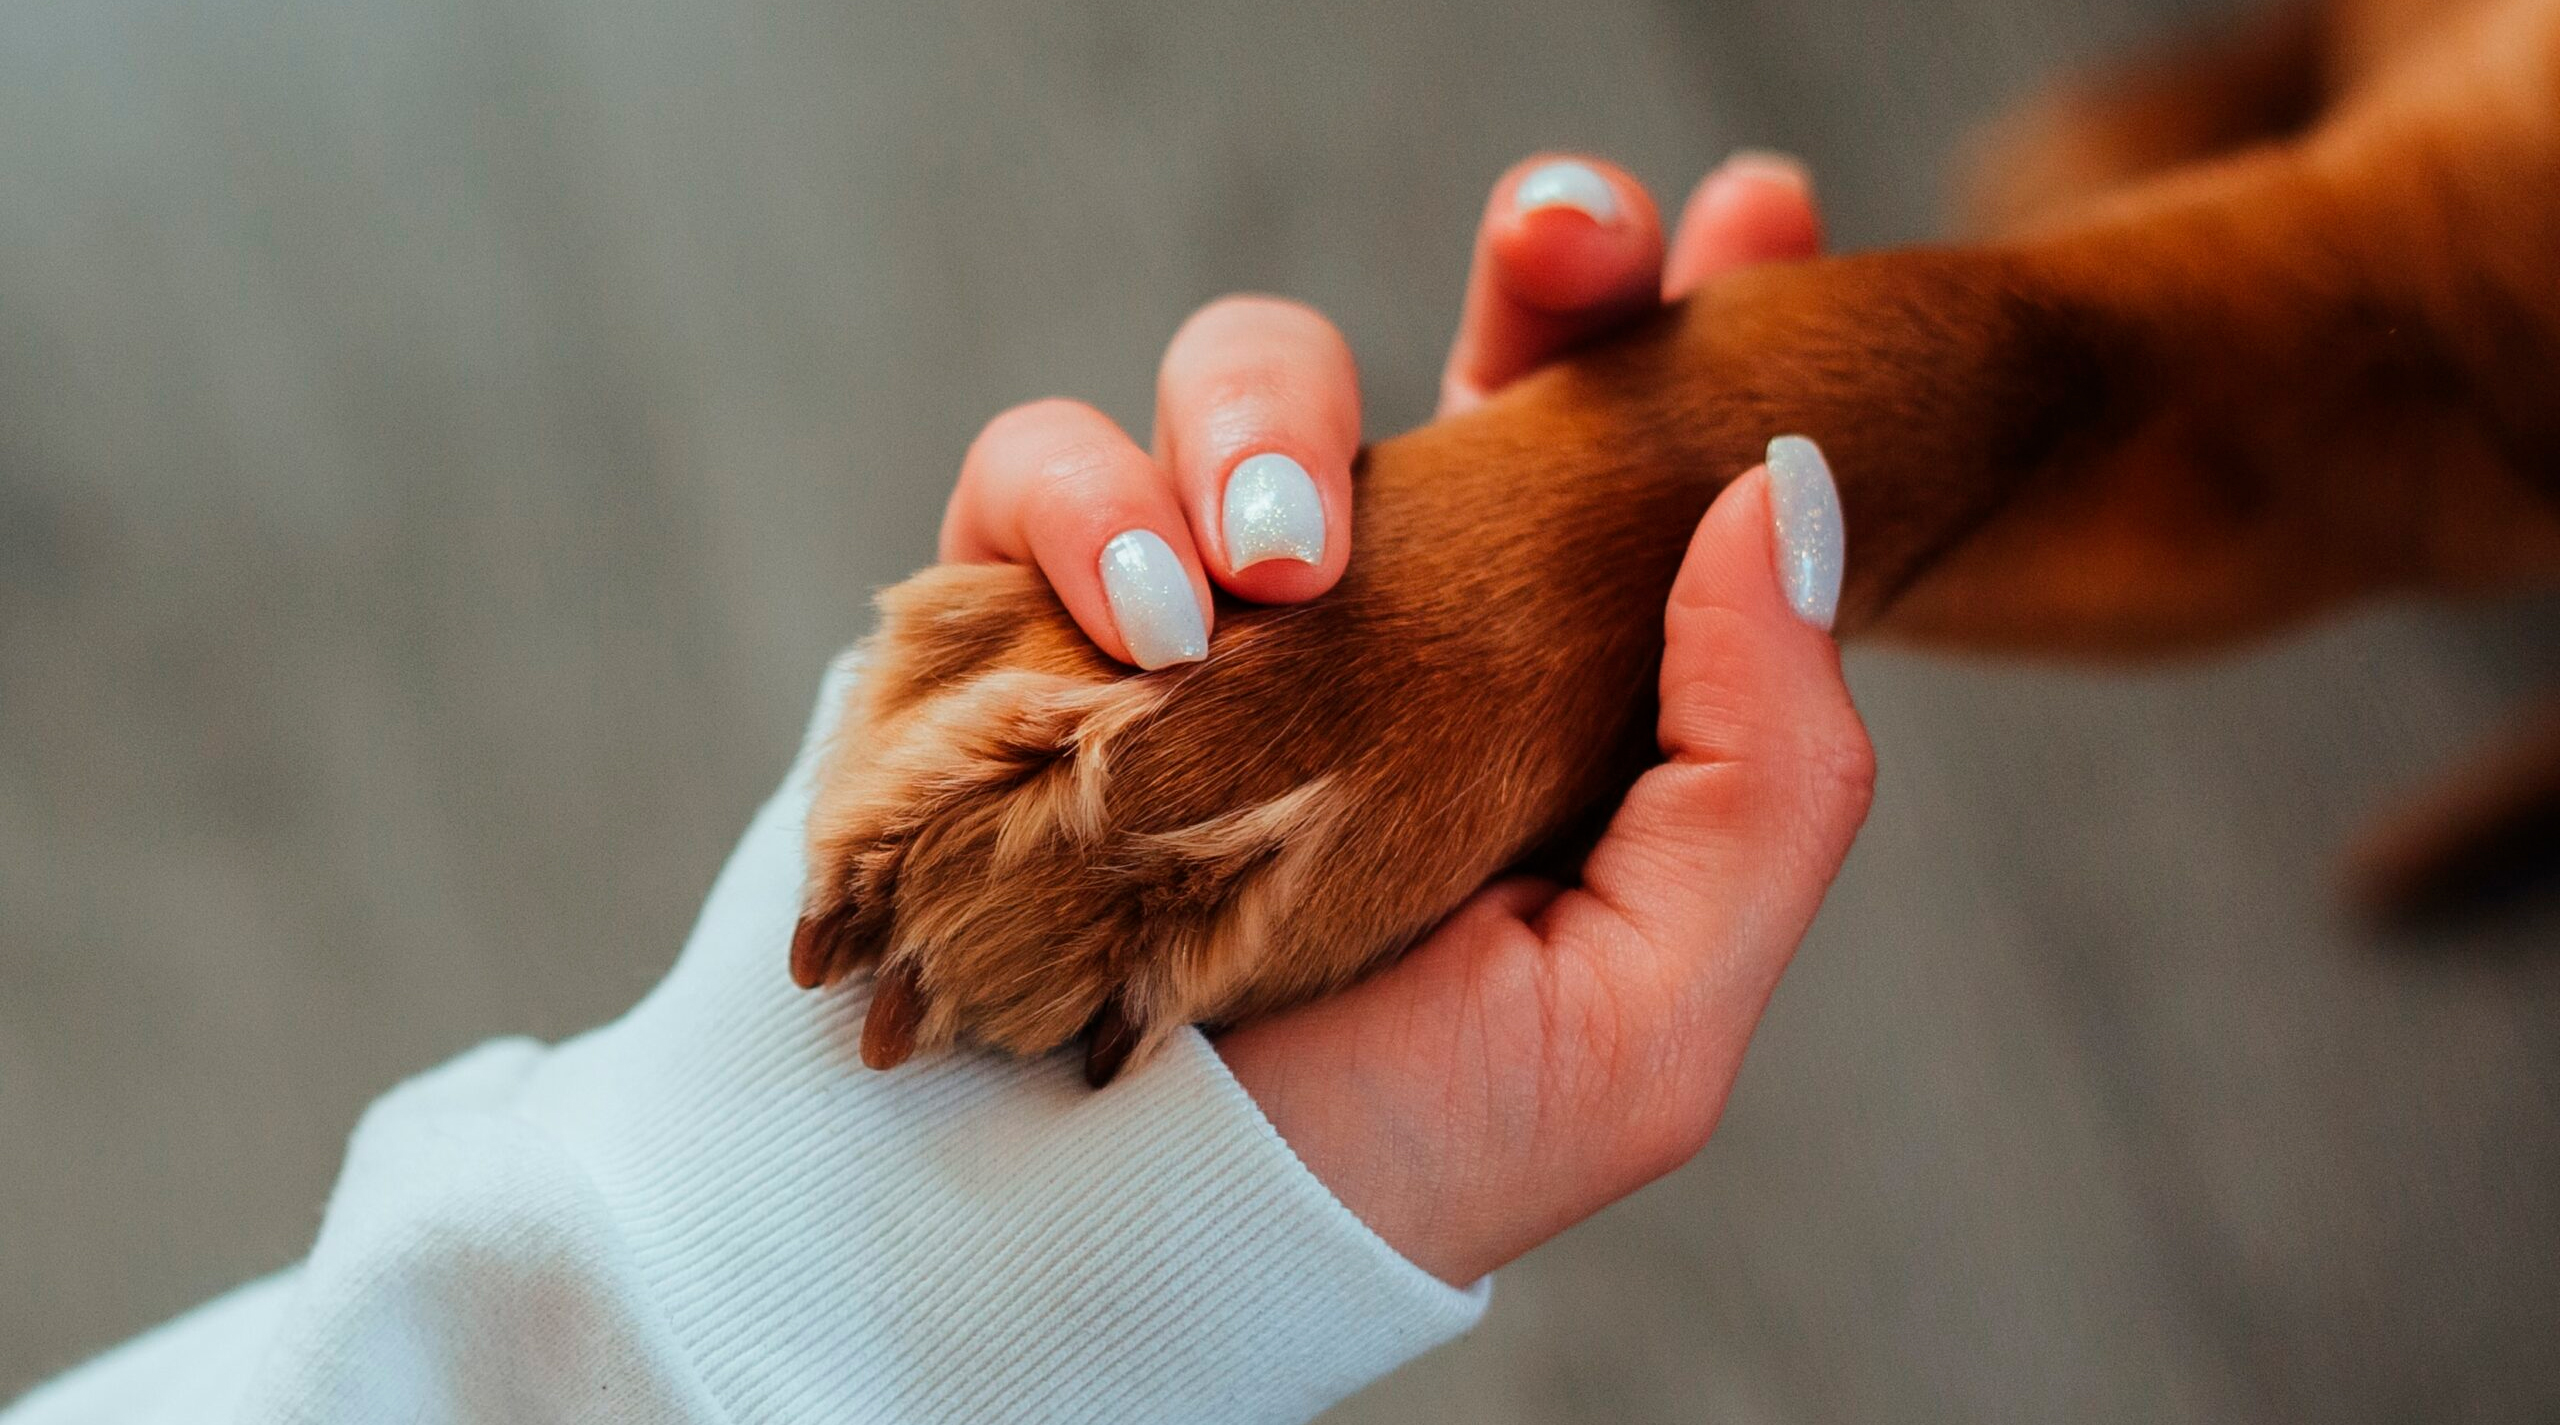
[1718,148,1813,195]
[1222,453,1326,571]
[1513,159,1619,223]
[1099,529,1209,669]
[1765,434,1844,630]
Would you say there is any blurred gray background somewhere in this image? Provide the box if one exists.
[4,0,2556,1417]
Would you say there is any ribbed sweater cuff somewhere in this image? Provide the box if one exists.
[516,654,1487,1422]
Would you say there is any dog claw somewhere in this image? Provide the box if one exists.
[1083,1000,1140,1088]
[861,960,926,1070]
[790,902,860,988]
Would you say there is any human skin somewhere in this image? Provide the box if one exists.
[927,153,1872,1284]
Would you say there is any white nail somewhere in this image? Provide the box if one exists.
[1513,159,1619,223]
[1766,434,1844,631]
[1222,453,1326,570]
[1099,530,1208,669]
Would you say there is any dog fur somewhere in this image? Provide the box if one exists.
[794,0,2560,1082]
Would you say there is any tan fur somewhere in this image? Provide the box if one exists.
[800,0,2560,1078]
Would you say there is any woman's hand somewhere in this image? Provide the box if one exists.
[937,151,1864,1287]
[1219,449,1870,1285]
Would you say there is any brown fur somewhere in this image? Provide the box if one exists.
[797,0,2560,1078]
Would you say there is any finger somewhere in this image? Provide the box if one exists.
[1154,296,1359,602]
[1662,150,1823,300]
[1440,154,1665,416]
[941,398,1213,669]
[1535,436,1869,1089]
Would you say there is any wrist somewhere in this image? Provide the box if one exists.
[1216,1020,1499,1288]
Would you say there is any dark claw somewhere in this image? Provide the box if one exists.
[861,959,926,1070]
[789,901,860,989]
[1083,999,1140,1088]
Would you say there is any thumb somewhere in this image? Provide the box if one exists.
[1543,435,1872,1015]
[1212,439,1874,1277]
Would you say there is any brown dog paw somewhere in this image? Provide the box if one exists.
[792,559,1493,1084]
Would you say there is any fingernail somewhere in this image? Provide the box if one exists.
[1718,148,1813,195]
[1099,529,1209,669]
[1222,452,1326,570]
[1513,159,1619,223]
[1765,434,1844,630]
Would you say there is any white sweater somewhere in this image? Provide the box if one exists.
[6,655,1486,1424]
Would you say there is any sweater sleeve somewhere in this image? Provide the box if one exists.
[4,654,1487,1425]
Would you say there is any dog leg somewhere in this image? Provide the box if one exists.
[793,249,2118,1078]
[798,21,2560,1072]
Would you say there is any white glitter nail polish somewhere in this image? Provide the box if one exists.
[1766,434,1844,631]
[1099,530,1209,669]
[1222,453,1327,570]
[1513,160,1619,222]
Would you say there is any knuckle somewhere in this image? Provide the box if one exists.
[1763,721,1876,855]
[1800,715,1878,814]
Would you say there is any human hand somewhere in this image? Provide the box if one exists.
[933,152,1865,1287]
[1216,444,1870,1283]
[1211,157,1866,1287]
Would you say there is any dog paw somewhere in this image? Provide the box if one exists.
[792,562,1400,1085]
